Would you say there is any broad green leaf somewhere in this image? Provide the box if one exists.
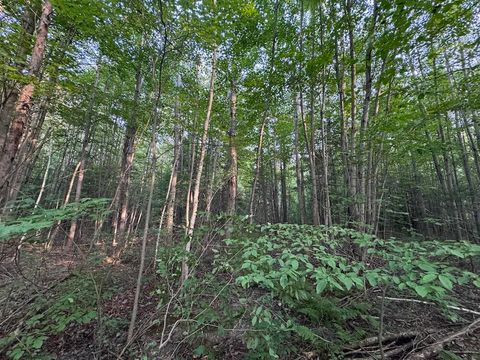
[316,279,327,294]
[438,274,453,290]
[338,274,353,290]
[414,285,429,297]
[421,273,437,284]
[366,272,378,287]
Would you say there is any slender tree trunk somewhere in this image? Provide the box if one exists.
[346,0,358,223]
[248,0,279,224]
[294,94,306,224]
[332,2,349,221]
[248,118,267,224]
[227,79,238,216]
[182,40,217,282]
[47,161,81,248]
[319,74,332,226]
[271,155,280,223]
[165,115,181,238]
[205,143,218,220]
[358,0,378,229]
[127,98,159,343]
[34,145,51,209]
[65,64,100,251]
[113,66,143,251]
[281,157,288,223]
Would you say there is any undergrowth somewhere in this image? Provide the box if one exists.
[2,221,479,359]
[160,222,480,359]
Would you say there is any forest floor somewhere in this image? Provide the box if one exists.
[1,235,479,360]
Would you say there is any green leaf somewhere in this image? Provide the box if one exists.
[447,249,465,258]
[32,336,47,349]
[414,285,429,297]
[421,273,437,284]
[193,345,207,356]
[329,277,344,291]
[325,257,336,269]
[269,347,279,358]
[418,263,436,272]
[316,279,327,294]
[246,336,259,349]
[366,272,378,287]
[338,274,353,290]
[438,274,453,290]
[290,259,299,270]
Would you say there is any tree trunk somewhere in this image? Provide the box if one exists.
[345,0,358,223]
[113,66,143,251]
[127,96,159,343]
[294,94,306,224]
[165,109,181,238]
[205,142,218,220]
[65,64,100,251]
[182,41,217,283]
[281,157,288,222]
[227,79,238,216]
[358,0,378,229]
[0,1,38,152]
[0,0,53,206]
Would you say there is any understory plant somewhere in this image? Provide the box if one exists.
[208,223,480,358]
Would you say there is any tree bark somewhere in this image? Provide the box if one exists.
[0,0,53,206]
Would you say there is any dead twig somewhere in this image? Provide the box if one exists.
[407,317,480,359]
[379,296,480,316]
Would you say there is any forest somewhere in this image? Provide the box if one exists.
[0,0,480,359]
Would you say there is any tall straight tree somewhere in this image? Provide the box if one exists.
[182,0,218,282]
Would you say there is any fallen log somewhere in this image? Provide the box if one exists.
[345,331,419,350]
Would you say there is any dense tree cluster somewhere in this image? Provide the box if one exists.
[1,0,479,248]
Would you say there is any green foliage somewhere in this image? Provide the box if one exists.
[0,198,110,241]
[0,273,110,359]
[211,223,480,358]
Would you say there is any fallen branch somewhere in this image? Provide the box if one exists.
[345,331,419,350]
[379,296,480,316]
[407,317,480,359]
